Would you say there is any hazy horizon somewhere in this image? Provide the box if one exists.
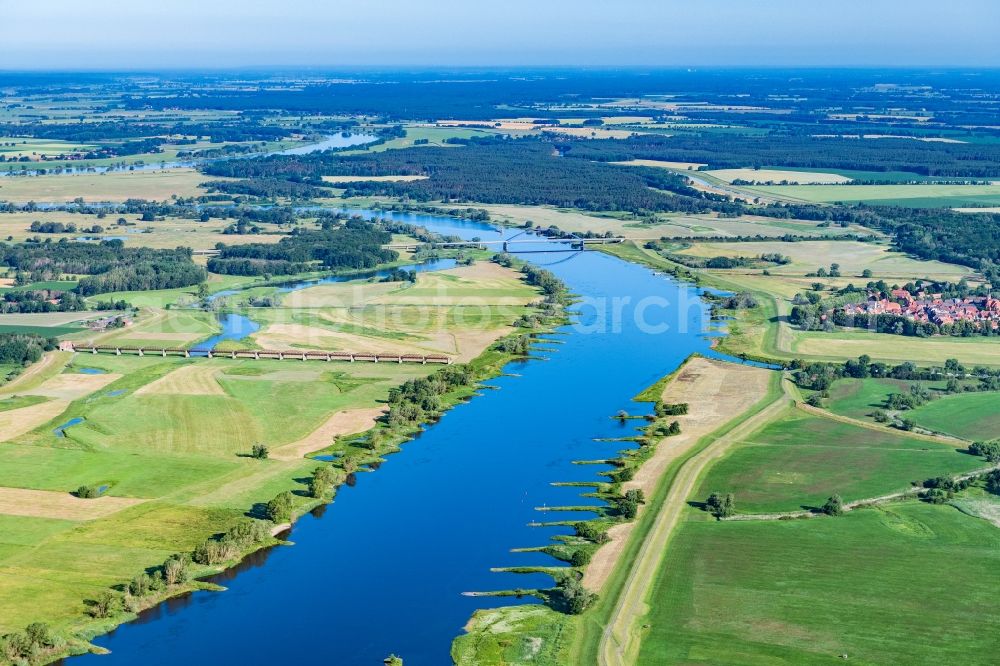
[2,0,998,70]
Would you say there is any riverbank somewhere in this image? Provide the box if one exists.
[0,254,559,664]
[452,357,783,665]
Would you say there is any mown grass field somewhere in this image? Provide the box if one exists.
[745,182,1000,207]
[250,263,536,361]
[0,212,286,250]
[789,329,1000,367]
[479,203,870,240]
[677,239,972,281]
[0,168,214,203]
[695,408,984,513]
[907,391,1000,441]
[706,168,852,184]
[638,503,1000,665]
[0,353,420,633]
[0,258,543,637]
[825,377,950,421]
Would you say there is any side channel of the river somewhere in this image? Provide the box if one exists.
[67,216,722,665]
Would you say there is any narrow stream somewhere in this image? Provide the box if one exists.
[67,215,723,664]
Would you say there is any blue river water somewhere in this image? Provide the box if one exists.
[66,215,723,665]
[1,133,377,178]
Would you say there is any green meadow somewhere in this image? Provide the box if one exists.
[746,182,1000,208]
[907,391,1000,441]
[825,377,950,421]
[0,354,428,633]
[638,503,1000,665]
[694,409,984,513]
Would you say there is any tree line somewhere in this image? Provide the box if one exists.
[1,240,205,295]
[207,219,396,276]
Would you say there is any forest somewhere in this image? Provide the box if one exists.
[561,134,1000,178]
[208,219,397,275]
[0,241,206,295]
[0,332,57,365]
[204,138,732,214]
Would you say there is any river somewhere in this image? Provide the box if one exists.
[1,132,377,177]
[66,215,724,665]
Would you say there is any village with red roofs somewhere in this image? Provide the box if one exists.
[843,288,1000,329]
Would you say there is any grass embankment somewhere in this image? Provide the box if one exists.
[453,358,783,665]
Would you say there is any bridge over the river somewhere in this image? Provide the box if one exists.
[381,236,625,253]
[60,342,452,365]
[192,236,625,257]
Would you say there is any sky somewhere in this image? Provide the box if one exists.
[2,0,998,70]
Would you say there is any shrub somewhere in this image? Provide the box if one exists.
[822,494,845,516]
[265,491,295,523]
[574,521,610,544]
[75,484,103,499]
[127,572,152,597]
[969,440,1000,462]
[616,489,645,519]
[309,466,338,499]
[705,492,736,518]
[90,590,120,618]
[163,554,191,586]
[656,402,688,416]
[555,576,596,615]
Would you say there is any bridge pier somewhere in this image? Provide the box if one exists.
[206,350,213,359]
[91,347,97,354]
[137,348,144,357]
[161,349,167,357]
[301,352,307,361]
[278,352,284,361]
[253,351,260,360]
[231,351,237,359]
[350,355,355,362]
[184,350,190,358]
[115,348,121,356]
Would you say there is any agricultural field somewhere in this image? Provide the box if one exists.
[907,391,1000,441]
[250,262,539,362]
[0,168,216,203]
[0,212,285,250]
[745,182,1000,208]
[341,125,501,155]
[694,408,985,513]
[0,257,544,637]
[825,377,950,422]
[638,503,1000,665]
[676,239,973,282]
[706,168,853,184]
[788,330,1000,367]
[477,204,870,240]
[611,159,707,171]
[0,139,96,158]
